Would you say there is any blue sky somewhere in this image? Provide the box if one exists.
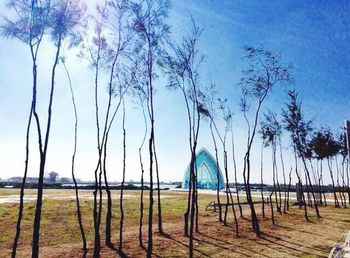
[0,0,349,184]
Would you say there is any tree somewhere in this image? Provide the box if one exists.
[259,111,283,215]
[47,171,59,183]
[130,0,170,256]
[130,69,148,248]
[31,2,84,256]
[79,0,131,254]
[312,128,341,207]
[310,130,329,205]
[216,98,239,236]
[3,1,85,256]
[206,84,223,223]
[239,46,292,236]
[1,1,50,256]
[282,90,321,219]
[160,18,209,256]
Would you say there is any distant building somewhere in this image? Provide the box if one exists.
[182,148,225,190]
[8,177,38,183]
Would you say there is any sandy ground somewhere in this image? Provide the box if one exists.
[0,189,349,257]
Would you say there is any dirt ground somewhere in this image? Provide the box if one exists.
[0,189,349,257]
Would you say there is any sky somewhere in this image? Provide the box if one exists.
[0,0,349,185]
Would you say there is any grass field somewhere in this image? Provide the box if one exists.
[0,189,349,257]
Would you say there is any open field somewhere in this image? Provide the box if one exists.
[0,189,349,257]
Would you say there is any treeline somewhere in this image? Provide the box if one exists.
[2,0,349,258]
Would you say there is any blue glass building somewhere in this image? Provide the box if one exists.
[182,148,225,190]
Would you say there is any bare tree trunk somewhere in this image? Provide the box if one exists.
[304,173,312,207]
[210,123,223,223]
[184,168,192,237]
[12,106,33,258]
[223,150,239,236]
[309,160,320,205]
[320,160,327,206]
[272,145,280,214]
[245,152,260,236]
[294,151,309,222]
[269,195,275,225]
[336,156,346,207]
[32,37,62,258]
[341,158,347,207]
[12,4,44,256]
[119,99,126,251]
[278,141,287,213]
[260,143,265,218]
[62,60,87,256]
[138,104,147,249]
[315,160,323,205]
[147,83,155,258]
[230,126,243,218]
[242,97,268,237]
[153,142,163,234]
[286,167,292,210]
[103,137,113,247]
[327,158,340,207]
[189,97,201,257]
[92,41,102,258]
[194,161,199,233]
[189,148,197,258]
[274,151,282,214]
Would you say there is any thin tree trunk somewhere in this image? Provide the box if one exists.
[286,167,292,210]
[138,104,147,249]
[230,125,243,218]
[309,160,320,205]
[316,160,323,205]
[189,90,201,257]
[243,97,268,237]
[278,140,287,213]
[103,137,113,247]
[224,150,239,236]
[304,173,312,207]
[194,160,199,233]
[260,143,265,218]
[269,195,275,225]
[153,141,163,234]
[188,148,197,258]
[341,158,347,207]
[147,56,155,258]
[103,53,120,248]
[327,158,340,207]
[210,123,223,223]
[294,150,309,222]
[119,99,126,251]
[62,59,87,256]
[181,80,193,237]
[335,156,344,206]
[13,8,44,257]
[32,36,62,258]
[272,145,280,213]
[92,34,103,258]
[320,160,327,206]
[274,151,282,214]
[245,152,260,236]
[12,107,33,258]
